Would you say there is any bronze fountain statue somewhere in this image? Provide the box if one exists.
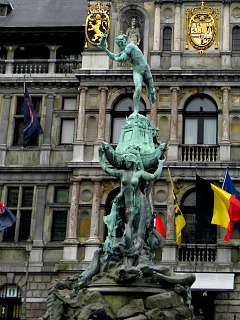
[40,34,195,320]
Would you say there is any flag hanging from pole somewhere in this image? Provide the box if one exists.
[211,183,240,241]
[168,168,186,248]
[154,215,165,237]
[222,170,240,234]
[0,202,16,231]
[23,81,43,147]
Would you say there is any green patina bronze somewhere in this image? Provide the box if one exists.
[41,34,196,320]
[98,33,156,113]
[98,34,167,264]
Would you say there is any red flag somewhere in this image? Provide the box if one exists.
[155,215,165,237]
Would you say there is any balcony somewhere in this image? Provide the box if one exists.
[0,58,82,75]
[181,145,219,162]
[178,244,217,262]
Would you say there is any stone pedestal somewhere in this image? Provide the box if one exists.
[150,51,160,69]
[219,142,231,161]
[82,51,109,69]
[167,142,179,161]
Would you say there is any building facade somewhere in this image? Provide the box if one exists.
[0,0,240,319]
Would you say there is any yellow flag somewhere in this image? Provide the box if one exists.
[211,184,230,229]
[168,168,186,248]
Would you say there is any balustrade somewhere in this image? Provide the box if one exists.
[0,58,82,74]
[181,145,219,162]
[178,244,217,262]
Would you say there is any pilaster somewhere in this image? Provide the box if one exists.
[62,180,80,262]
[167,87,179,161]
[84,179,102,262]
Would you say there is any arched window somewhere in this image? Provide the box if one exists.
[163,27,172,51]
[181,188,216,244]
[111,96,145,144]
[183,96,217,145]
[232,26,240,51]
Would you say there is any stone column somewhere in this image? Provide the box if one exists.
[221,87,230,142]
[47,46,59,74]
[31,185,47,267]
[162,181,177,262]
[40,94,54,165]
[221,1,231,68]
[151,1,162,68]
[219,87,231,161]
[5,47,15,74]
[97,87,107,142]
[171,1,182,69]
[0,95,11,165]
[63,180,80,262]
[72,87,88,162]
[93,87,107,162]
[167,87,179,161]
[76,87,88,142]
[84,179,101,261]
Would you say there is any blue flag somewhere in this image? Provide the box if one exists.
[23,82,43,147]
[0,202,16,231]
[222,170,240,232]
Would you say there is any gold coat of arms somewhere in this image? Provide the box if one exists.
[85,2,111,48]
[186,1,219,54]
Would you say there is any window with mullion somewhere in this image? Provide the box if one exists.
[183,96,217,145]
[13,96,42,146]
[50,186,69,241]
[51,211,68,241]
[232,26,240,51]
[3,186,34,242]
[181,189,216,244]
[163,27,172,51]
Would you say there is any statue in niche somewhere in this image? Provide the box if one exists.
[126,17,141,46]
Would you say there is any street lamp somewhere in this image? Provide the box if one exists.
[20,239,33,320]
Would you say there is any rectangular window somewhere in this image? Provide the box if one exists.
[19,210,31,241]
[51,211,67,241]
[204,119,216,144]
[3,210,16,242]
[184,119,198,144]
[54,187,69,203]
[233,27,240,51]
[163,27,172,51]
[112,118,126,144]
[63,98,77,110]
[3,186,34,242]
[0,7,7,17]
[13,96,42,146]
[60,119,74,144]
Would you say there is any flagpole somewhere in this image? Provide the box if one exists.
[222,167,228,189]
